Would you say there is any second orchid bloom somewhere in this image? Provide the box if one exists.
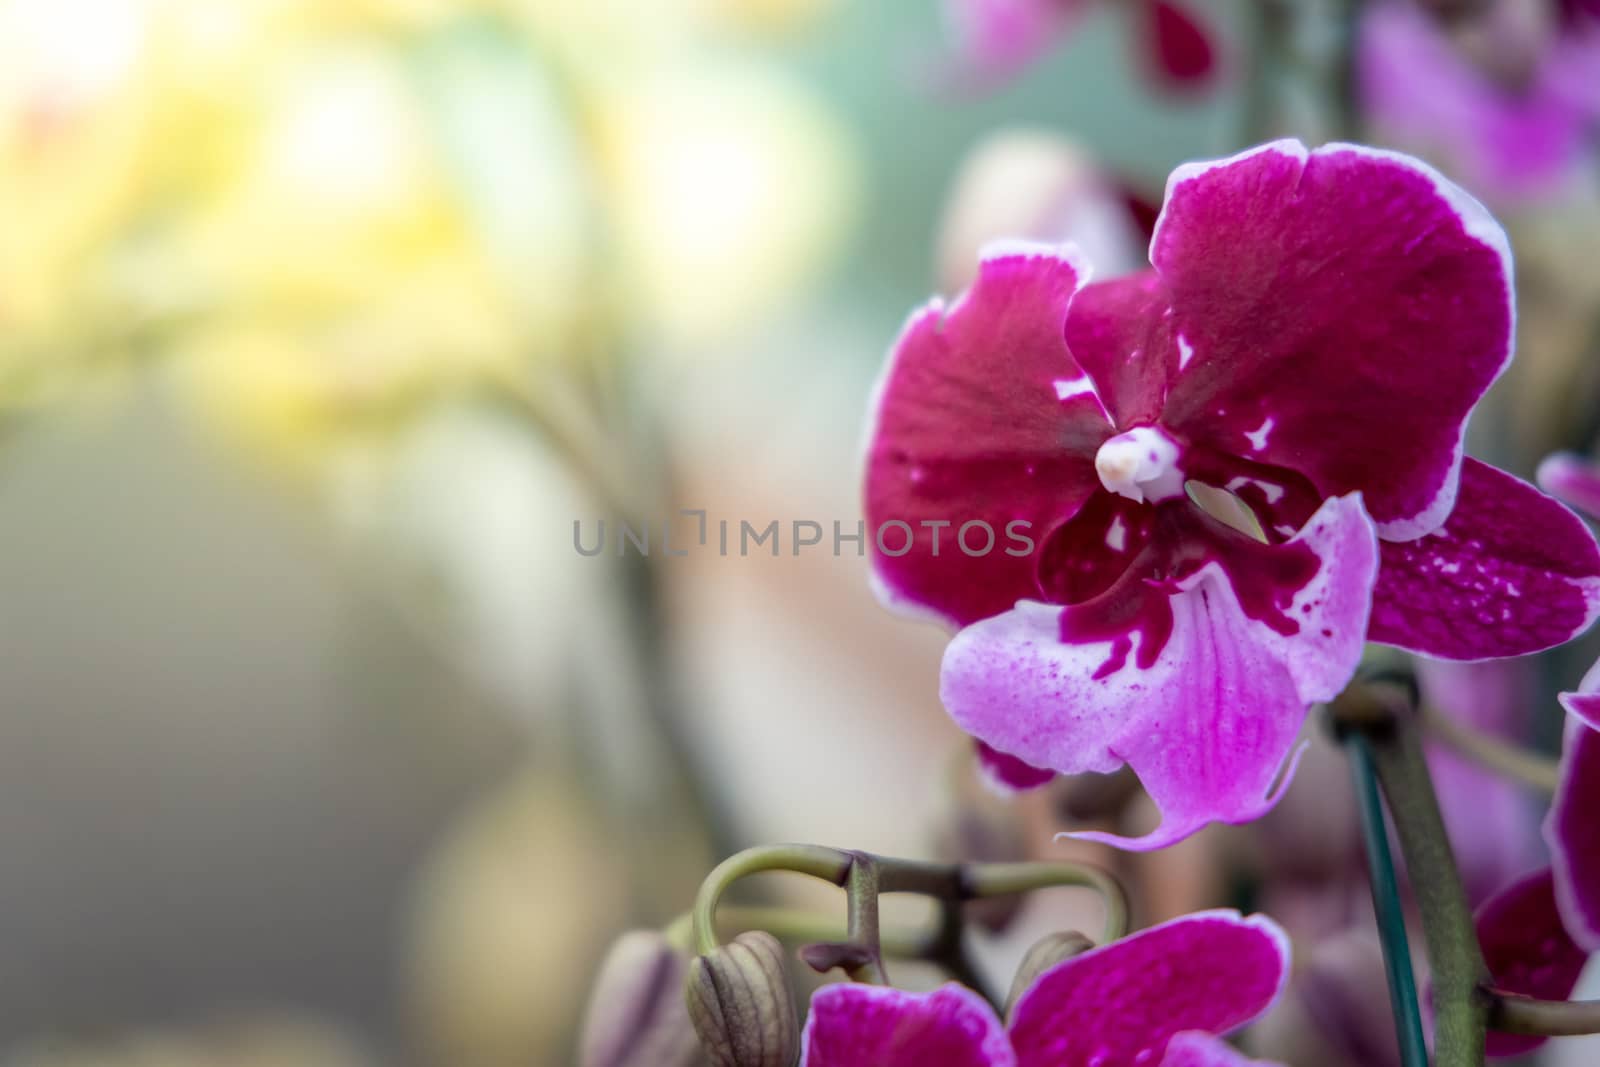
[863,139,1600,849]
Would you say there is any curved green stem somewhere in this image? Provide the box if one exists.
[690,846,1129,965]
[664,905,938,959]
[964,861,1129,944]
[1488,992,1600,1037]
[691,845,854,956]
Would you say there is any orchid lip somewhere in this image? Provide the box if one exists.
[1095,426,1185,504]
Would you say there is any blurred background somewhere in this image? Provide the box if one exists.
[1,0,1598,1064]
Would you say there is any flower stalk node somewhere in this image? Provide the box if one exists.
[798,941,877,976]
[1329,669,1419,739]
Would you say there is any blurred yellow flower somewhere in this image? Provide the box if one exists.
[594,57,855,351]
[700,0,840,35]
[0,0,161,398]
[0,0,856,465]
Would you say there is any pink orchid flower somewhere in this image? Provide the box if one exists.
[801,911,1287,1067]
[1358,0,1600,204]
[1459,670,1598,1058]
[1430,452,1600,1057]
[948,0,1216,92]
[864,140,1600,849]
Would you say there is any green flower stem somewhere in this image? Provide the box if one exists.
[1335,678,1492,1066]
[688,844,1129,985]
[1419,701,1560,794]
[1488,992,1600,1037]
[665,905,940,959]
[692,845,854,956]
[961,861,1129,945]
[1345,730,1430,1067]
[845,854,889,984]
[1371,721,1492,1064]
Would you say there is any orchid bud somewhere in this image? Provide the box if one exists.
[578,931,703,1067]
[1004,930,1095,1018]
[684,931,798,1067]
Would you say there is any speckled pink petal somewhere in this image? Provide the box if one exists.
[1475,869,1588,1058]
[1150,140,1513,541]
[800,982,1014,1067]
[1007,911,1290,1067]
[1547,694,1600,950]
[1538,451,1600,520]
[1160,1032,1284,1067]
[1369,459,1600,659]
[942,494,1378,850]
[976,740,1055,793]
[864,243,1112,629]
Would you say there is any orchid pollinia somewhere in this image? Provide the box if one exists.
[581,141,1600,1067]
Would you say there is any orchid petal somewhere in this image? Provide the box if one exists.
[1370,459,1600,659]
[1160,1032,1284,1067]
[1475,869,1589,1057]
[1358,1,1600,204]
[800,982,1014,1067]
[943,0,1077,84]
[1150,140,1513,540]
[1007,910,1290,1067]
[1140,1,1217,88]
[1547,705,1600,951]
[942,494,1377,850]
[1061,270,1172,431]
[864,243,1110,629]
[1538,451,1600,520]
[976,740,1055,793]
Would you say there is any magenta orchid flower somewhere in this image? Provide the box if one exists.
[1358,0,1600,204]
[947,0,1216,92]
[800,910,1288,1067]
[1439,455,1600,1058]
[864,139,1600,850]
[1538,453,1600,952]
[1474,869,1591,1058]
[1465,658,1600,1058]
